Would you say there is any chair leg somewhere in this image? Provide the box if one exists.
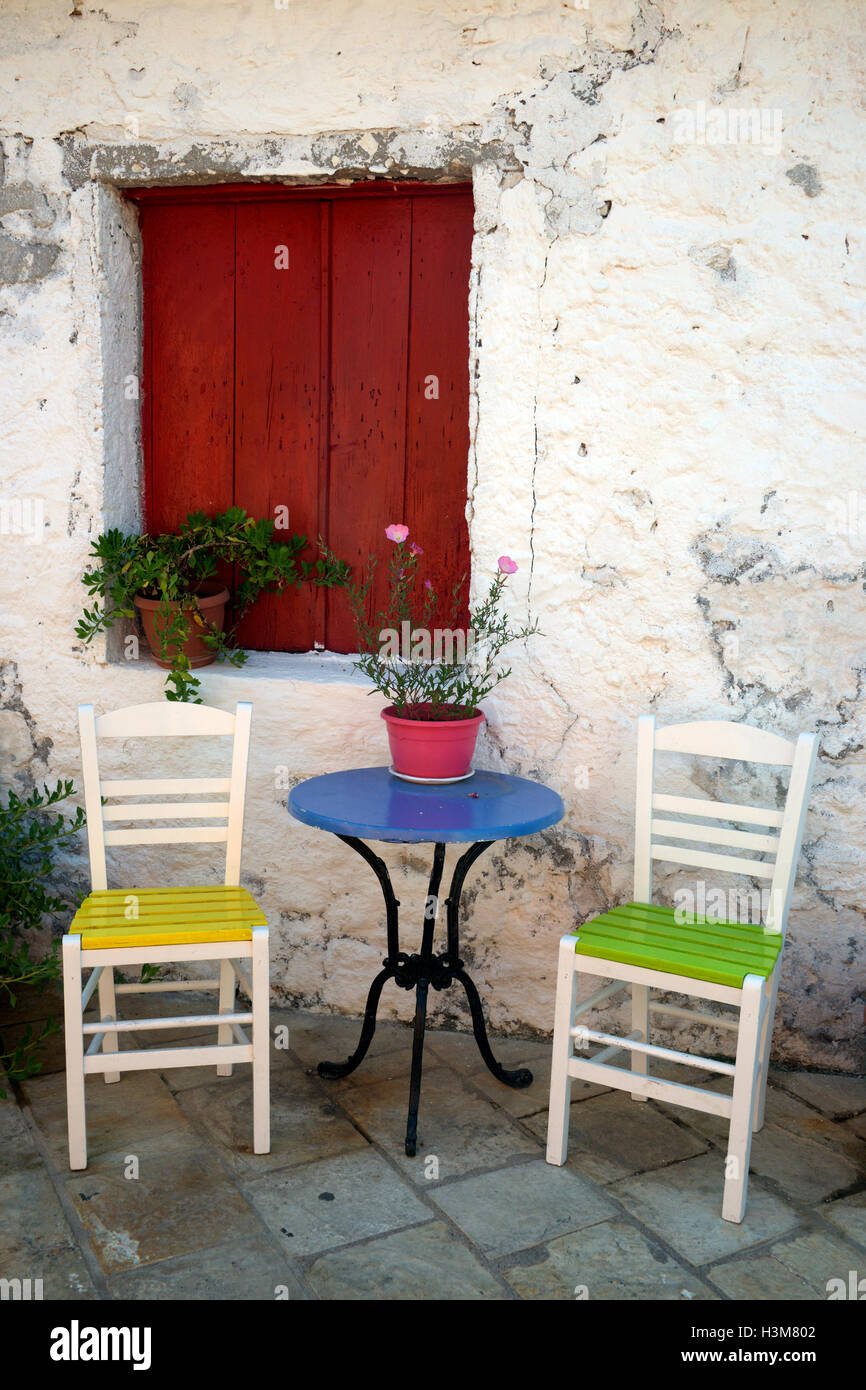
[630,983,649,1100]
[546,935,579,1166]
[251,929,270,1155]
[752,970,779,1133]
[62,936,87,1171]
[723,974,765,1223]
[97,965,120,1085]
[217,959,236,1077]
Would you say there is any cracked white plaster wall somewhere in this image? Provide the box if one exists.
[0,0,864,1068]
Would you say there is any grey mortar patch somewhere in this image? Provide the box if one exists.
[57,129,516,193]
[0,182,56,228]
[0,659,53,778]
[786,162,822,198]
[0,230,60,284]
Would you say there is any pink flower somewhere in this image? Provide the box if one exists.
[424,579,433,591]
[409,542,424,556]
[498,555,518,574]
[386,523,409,543]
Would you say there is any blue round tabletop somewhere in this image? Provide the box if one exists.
[288,767,564,844]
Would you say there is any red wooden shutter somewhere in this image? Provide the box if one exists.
[141,202,235,529]
[324,195,413,653]
[134,183,472,655]
[234,199,325,651]
[404,194,472,628]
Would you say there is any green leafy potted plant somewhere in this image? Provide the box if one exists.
[326,523,538,781]
[76,508,349,701]
[0,781,85,1095]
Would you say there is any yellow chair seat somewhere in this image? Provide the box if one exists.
[69,886,266,950]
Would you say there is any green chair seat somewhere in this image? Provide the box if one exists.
[574,901,782,989]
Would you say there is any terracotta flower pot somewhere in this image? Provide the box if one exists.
[134,582,230,670]
[381,704,486,780]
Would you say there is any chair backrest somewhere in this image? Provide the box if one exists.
[78,701,253,891]
[634,716,819,936]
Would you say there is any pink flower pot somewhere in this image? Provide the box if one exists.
[381,705,486,780]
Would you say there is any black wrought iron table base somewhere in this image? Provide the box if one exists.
[317,836,533,1156]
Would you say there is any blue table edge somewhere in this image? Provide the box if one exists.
[287,768,565,844]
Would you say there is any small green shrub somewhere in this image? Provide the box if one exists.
[0,781,85,1095]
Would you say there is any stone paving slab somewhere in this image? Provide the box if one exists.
[655,1078,866,1202]
[760,1096,866,1169]
[309,1025,555,1110]
[242,1148,432,1257]
[502,1219,717,1300]
[846,1112,866,1141]
[339,1065,541,1182]
[23,1069,203,1175]
[770,1069,866,1120]
[705,1253,821,1299]
[0,1086,99,1297]
[738,1124,864,1204]
[321,1041,452,1093]
[524,1089,707,1183]
[428,1157,615,1256]
[755,1227,863,1295]
[0,1165,86,1272]
[0,1237,99,1301]
[66,1149,261,1274]
[426,1027,611,1110]
[305,1219,507,1300]
[0,1091,44,1178]
[610,1154,800,1264]
[107,1235,310,1301]
[177,1069,369,1174]
[706,1227,865,1300]
[281,1010,408,1071]
[822,1190,866,1248]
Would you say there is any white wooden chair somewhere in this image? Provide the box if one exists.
[62,700,270,1170]
[546,716,818,1223]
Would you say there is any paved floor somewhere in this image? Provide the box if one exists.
[2,995,864,1300]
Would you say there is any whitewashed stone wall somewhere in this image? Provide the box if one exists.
[1,0,863,1069]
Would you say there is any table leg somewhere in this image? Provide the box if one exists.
[316,836,533,1158]
[445,842,533,1090]
[450,964,532,1088]
[316,836,399,1081]
[317,965,393,1080]
[405,842,445,1157]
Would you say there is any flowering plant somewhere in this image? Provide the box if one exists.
[324,525,538,720]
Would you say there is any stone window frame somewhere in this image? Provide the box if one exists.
[75,130,512,676]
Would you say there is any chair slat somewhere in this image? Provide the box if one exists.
[84,886,251,899]
[101,777,232,797]
[103,826,230,846]
[84,1043,251,1075]
[651,844,776,879]
[651,818,779,855]
[652,793,784,828]
[102,802,230,822]
[95,703,236,738]
[654,720,795,766]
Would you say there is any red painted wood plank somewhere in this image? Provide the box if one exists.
[234,200,324,651]
[404,191,473,630]
[325,196,412,653]
[140,202,235,533]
